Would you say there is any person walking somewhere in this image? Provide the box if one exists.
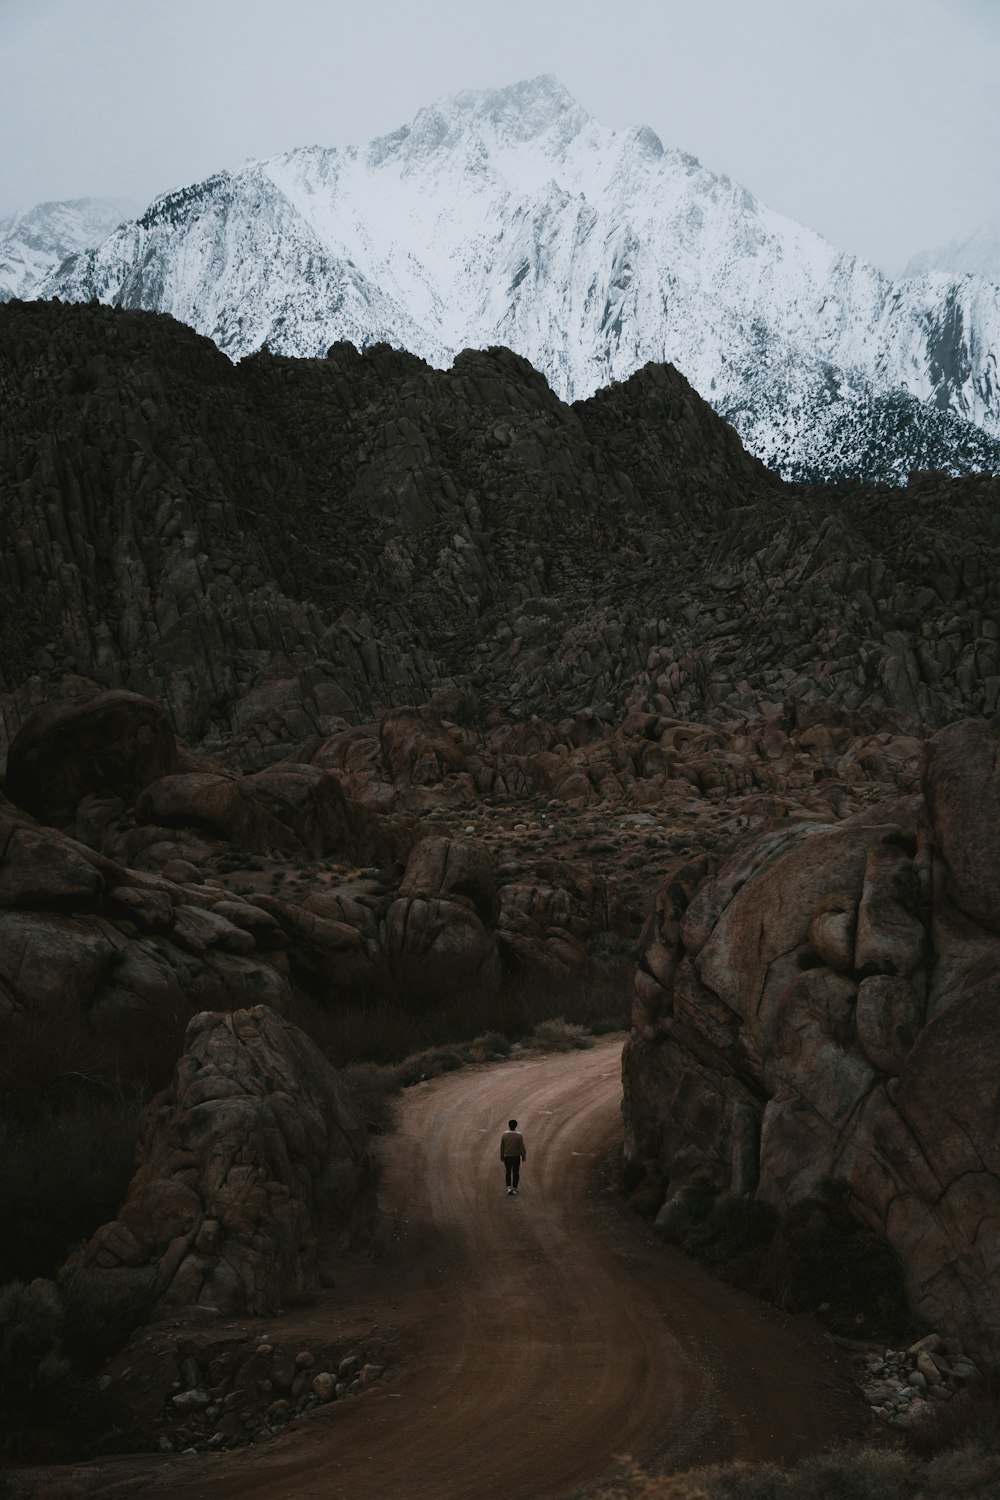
[500,1118,526,1195]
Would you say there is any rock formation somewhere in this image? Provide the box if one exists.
[3,300,999,1370]
[3,301,1000,773]
[624,718,1000,1361]
[61,1006,373,1316]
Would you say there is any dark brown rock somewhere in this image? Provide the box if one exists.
[624,720,1000,1361]
[60,1006,373,1317]
[5,692,177,826]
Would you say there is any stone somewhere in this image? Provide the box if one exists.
[0,817,104,910]
[624,730,1000,1363]
[172,1388,211,1411]
[399,835,499,923]
[5,692,178,827]
[60,1006,374,1319]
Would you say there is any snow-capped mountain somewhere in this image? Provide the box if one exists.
[903,223,1000,284]
[0,196,138,303]
[36,79,1000,481]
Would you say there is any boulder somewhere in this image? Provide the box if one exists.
[135,773,303,855]
[5,692,178,826]
[399,835,499,923]
[0,812,104,910]
[624,720,1000,1362]
[60,1006,373,1318]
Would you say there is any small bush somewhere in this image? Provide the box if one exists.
[59,1264,155,1369]
[903,1371,1000,1460]
[0,1279,68,1405]
[530,1018,594,1051]
[785,1447,912,1500]
[395,1045,471,1086]
[594,1457,712,1497]
[584,1443,1000,1500]
[339,1062,402,1134]
[466,1031,512,1060]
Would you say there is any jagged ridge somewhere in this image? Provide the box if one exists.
[2,300,1000,768]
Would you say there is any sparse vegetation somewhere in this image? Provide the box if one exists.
[589,1439,1000,1499]
[902,1371,1000,1460]
[297,956,631,1072]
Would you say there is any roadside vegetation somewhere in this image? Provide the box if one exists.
[589,1411,1000,1500]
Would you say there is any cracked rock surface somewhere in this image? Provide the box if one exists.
[62,1005,374,1318]
[625,717,1000,1361]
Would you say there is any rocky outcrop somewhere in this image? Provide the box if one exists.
[0,809,293,1026]
[623,718,1000,1362]
[5,692,179,826]
[61,1006,373,1316]
[3,301,1000,773]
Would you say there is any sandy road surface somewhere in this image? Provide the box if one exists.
[76,1037,862,1500]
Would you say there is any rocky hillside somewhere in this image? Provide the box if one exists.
[3,297,1000,1395]
[0,196,137,303]
[3,299,1000,775]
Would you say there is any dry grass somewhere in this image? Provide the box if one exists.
[584,1441,1000,1500]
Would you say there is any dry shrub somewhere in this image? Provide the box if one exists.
[772,1446,912,1500]
[594,1458,711,1498]
[59,1263,155,1369]
[588,1443,1000,1500]
[395,1043,471,1086]
[530,1017,594,1051]
[339,1061,402,1134]
[902,1371,1000,1460]
[922,1442,1000,1497]
[0,1279,68,1404]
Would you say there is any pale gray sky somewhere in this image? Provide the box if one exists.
[2,0,997,274]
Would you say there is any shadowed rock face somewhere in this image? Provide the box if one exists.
[4,300,1000,1357]
[61,1006,373,1317]
[2,300,1000,773]
[5,692,178,825]
[624,718,1000,1360]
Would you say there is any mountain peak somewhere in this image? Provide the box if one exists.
[25,80,1000,484]
[371,75,589,169]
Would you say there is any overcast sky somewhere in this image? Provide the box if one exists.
[3,0,997,274]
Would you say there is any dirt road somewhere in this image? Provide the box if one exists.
[94,1037,862,1500]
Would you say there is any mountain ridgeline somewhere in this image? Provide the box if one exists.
[2,298,1000,769]
[16,77,1000,484]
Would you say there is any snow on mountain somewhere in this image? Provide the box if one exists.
[903,223,1000,284]
[0,196,139,302]
[35,79,1000,480]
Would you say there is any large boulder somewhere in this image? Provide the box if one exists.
[624,720,1000,1361]
[60,1006,373,1318]
[135,772,303,855]
[5,692,178,827]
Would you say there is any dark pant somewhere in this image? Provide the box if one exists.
[504,1156,521,1189]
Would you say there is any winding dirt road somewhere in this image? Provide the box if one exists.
[100,1037,862,1500]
